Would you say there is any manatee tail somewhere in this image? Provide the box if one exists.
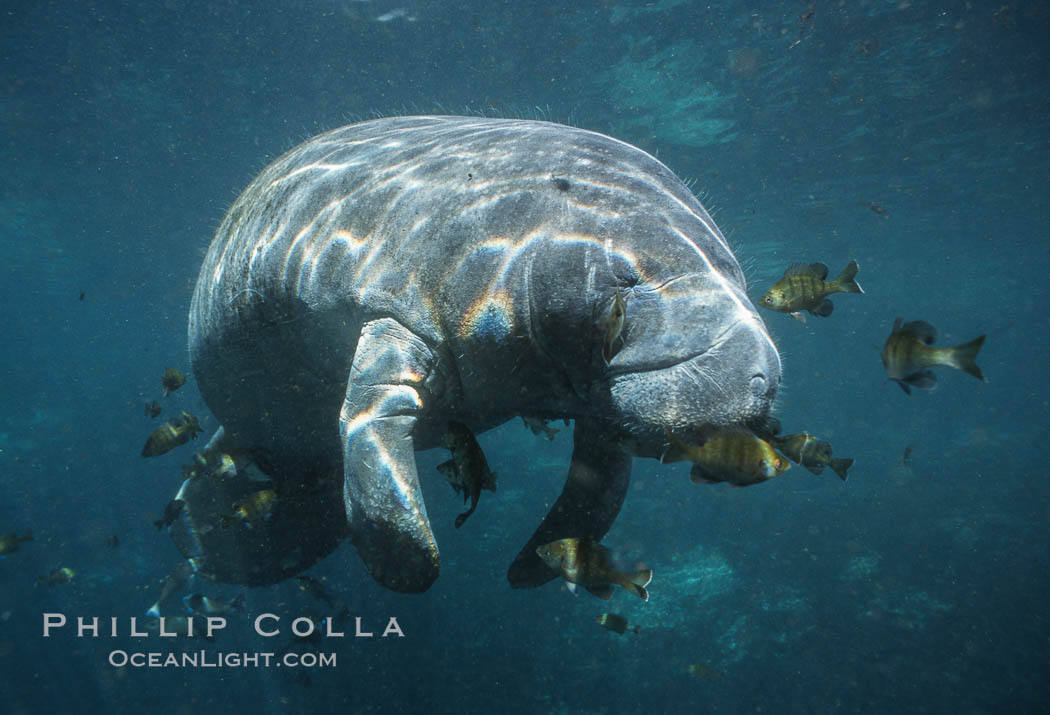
[948,335,986,382]
[832,260,863,294]
[829,457,853,481]
[623,569,652,602]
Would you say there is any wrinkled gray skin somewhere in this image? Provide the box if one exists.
[188,116,781,593]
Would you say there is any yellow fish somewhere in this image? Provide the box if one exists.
[663,427,790,487]
[221,489,278,528]
[141,412,202,458]
[881,318,985,394]
[161,367,187,396]
[760,261,863,322]
[596,613,640,635]
[536,538,651,601]
[772,433,852,481]
[0,529,32,556]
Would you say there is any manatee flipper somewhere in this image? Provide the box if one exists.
[507,418,632,588]
[340,318,439,593]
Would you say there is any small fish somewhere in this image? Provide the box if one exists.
[297,576,335,607]
[663,427,790,487]
[181,452,210,480]
[37,567,75,587]
[183,593,245,617]
[438,421,497,528]
[881,318,986,395]
[78,291,85,301]
[901,445,914,466]
[772,433,852,481]
[601,287,627,363]
[0,530,33,556]
[687,662,723,680]
[145,400,162,418]
[219,489,278,529]
[521,417,560,441]
[147,559,198,618]
[180,449,242,481]
[759,261,863,322]
[154,499,186,530]
[374,8,417,22]
[597,613,640,635]
[161,367,187,396]
[141,411,203,457]
[535,538,652,601]
[788,4,816,48]
[106,535,120,549]
[215,453,238,478]
[865,200,889,217]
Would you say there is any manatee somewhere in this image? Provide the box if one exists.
[179,116,781,593]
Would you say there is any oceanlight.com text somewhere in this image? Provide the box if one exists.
[108,650,337,668]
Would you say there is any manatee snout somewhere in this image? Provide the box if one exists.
[610,316,780,455]
[729,317,781,409]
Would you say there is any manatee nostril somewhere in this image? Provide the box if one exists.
[749,374,767,396]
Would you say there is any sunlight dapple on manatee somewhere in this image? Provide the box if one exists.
[173,116,781,593]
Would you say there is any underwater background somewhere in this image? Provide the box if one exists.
[2,1,1048,713]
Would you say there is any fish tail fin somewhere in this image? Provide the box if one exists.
[628,582,649,602]
[829,458,853,481]
[949,335,986,381]
[833,260,863,294]
[231,595,245,612]
[630,625,642,634]
[626,569,653,602]
[146,604,161,618]
[22,529,33,542]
